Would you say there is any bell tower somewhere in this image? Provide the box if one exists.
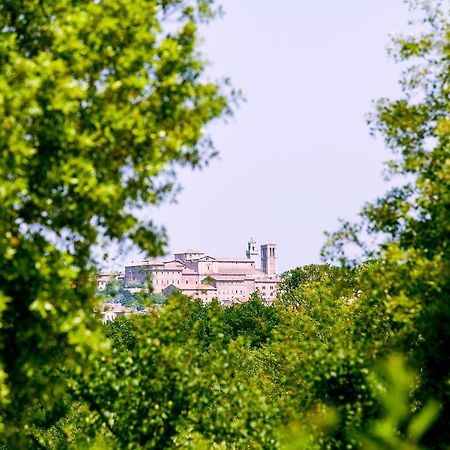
[261,243,277,276]
[246,238,259,268]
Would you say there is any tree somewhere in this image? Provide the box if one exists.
[0,0,233,444]
[277,264,357,308]
[221,294,280,348]
[102,279,133,303]
[322,1,450,447]
[70,296,280,448]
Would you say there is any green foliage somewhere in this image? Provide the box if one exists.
[217,293,280,348]
[147,293,167,305]
[361,355,440,450]
[322,1,450,447]
[1,0,449,448]
[277,264,357,308]
[101,279,139,308]
[279,355,440,450]
[70,296,280,448]
[179,293,280,349]
[265,270,377,448]
[100,279,164,310]
[0,0,232,445]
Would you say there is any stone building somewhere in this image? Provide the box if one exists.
[124,240,280,304]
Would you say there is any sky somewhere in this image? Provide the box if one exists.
[117,0,416,273]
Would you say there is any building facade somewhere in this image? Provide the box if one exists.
[124,240,280,304]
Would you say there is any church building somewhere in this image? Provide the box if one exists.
[124,239,280,304]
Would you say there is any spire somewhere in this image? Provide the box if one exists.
[246,238,259,269]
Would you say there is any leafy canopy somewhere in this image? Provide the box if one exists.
[0,0,233,443]
[322,1,450,447]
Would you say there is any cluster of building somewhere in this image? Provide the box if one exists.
[98,239,280,317]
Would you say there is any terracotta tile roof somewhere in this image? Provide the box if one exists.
[218,268,260,276]
[215,257,254,263]
[163,261,185,269]
[163,259,185,264]
[196,255,216,261]
[176,249,204,254]
[207,275,246,281]
[126,260,164,267]
[254,277,281,283]
[182,284,216,291]
[165,284,216,292]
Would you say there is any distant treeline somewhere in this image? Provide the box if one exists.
[23,259,450,448]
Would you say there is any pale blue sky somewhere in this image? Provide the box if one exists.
[122,1,414,273]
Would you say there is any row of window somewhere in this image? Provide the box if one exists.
[151,279,179,285]
[259,285,276,290]
[218,290,243,295]
[151,279,199,285]
[260,291,275,297]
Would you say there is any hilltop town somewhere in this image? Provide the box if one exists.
[98,239,280,311]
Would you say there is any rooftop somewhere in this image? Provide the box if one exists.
[214,257,254,263]
[175,249,204,254]
[206,274,246,281]
[127,260,164,267]
[164,283,216,292]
